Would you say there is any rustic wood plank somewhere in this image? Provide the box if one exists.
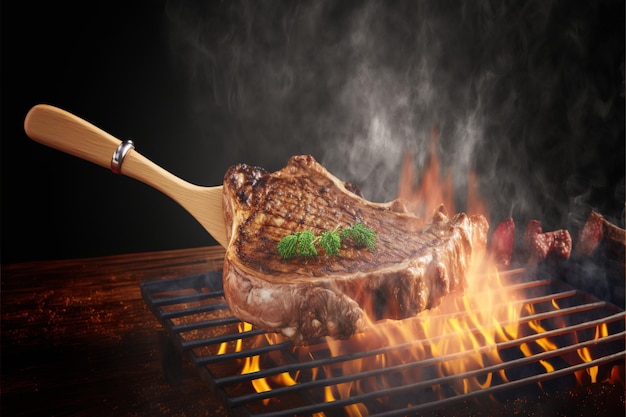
[1,246,228,417]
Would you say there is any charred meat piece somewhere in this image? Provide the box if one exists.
[524,220,572,264]
[574,210,625,259]
[222,155,488,344]
[575,211,605,257]
[489,217,516,268]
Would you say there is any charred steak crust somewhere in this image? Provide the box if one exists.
[222,155,488,344]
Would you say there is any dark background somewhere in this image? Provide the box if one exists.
[2,0,624,265]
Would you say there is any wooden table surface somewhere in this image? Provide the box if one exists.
[3,245,626,417]
[1,246,229,417]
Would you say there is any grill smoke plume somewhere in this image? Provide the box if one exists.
[167,0,624,232]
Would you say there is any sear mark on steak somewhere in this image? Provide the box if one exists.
[222,155,489,344]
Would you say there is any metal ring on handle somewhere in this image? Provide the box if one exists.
[111,140,135,174]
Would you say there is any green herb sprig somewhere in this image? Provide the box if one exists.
[339,223,377,251]
[277,223,376,259]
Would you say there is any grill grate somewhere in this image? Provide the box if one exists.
[140,270,625,417]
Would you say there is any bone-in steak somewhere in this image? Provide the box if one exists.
[222,155,488,344]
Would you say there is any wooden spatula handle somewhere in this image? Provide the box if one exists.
[24,104,124,170]
[24,103,228,247]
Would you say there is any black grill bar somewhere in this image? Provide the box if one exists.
[218,310,625,393]
[171,316,241,333]
[150,292,221,307]
[212,298,615,388]
[249,336,624,417]
[181,329,266,351]
[251,349,625,417]
[225,313,625,410]
[192,340,293,365]
[370,350,626,417]
[161,303,230,320]
[140,271,625,417]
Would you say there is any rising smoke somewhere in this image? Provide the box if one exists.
[166,0,624,233]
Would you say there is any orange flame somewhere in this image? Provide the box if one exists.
[397,127,489,221]
[575,322,609,385]
[238,325,298,406]
[397,127,456,218]
[227,139,620,415]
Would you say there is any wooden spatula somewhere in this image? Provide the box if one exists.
[24,104,228,247]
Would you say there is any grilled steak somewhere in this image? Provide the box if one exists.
[222,155,488,344]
